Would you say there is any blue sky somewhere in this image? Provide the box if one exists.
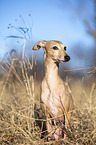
[0,0,95,68]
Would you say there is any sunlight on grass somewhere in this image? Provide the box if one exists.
[0,17,96,144]
[0,38,96,144]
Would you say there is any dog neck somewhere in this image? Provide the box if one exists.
[44,56,60,84]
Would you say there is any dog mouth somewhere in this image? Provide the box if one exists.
[56,59,65,63]
[52,58,65,63]
[52,56,70,63]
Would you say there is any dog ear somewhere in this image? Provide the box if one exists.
[32,41,46,50]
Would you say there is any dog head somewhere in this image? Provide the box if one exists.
[32,40,70,63]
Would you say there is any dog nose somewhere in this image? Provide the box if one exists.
[64,55,70,62]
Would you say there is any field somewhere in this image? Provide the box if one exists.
[0,47,96,145]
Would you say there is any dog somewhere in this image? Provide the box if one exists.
[32,40,74,141]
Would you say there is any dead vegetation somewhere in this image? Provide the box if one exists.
[0,42,96,145]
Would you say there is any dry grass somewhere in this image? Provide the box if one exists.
[0,40,96,145]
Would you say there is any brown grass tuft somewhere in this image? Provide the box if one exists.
[0,40,96,144]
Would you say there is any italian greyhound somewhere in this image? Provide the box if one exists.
[32,40,74,141]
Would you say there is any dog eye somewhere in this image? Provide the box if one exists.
[64,46,66,51]
[52,46,58,50]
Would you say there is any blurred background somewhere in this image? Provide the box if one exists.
[0,0,96,77]
[0,1,96,144]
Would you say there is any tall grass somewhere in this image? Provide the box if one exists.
[0,19,96,144]
[0,39,96,145]
[0,44,44,145]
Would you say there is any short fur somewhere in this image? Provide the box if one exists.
[32,40,74,141]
